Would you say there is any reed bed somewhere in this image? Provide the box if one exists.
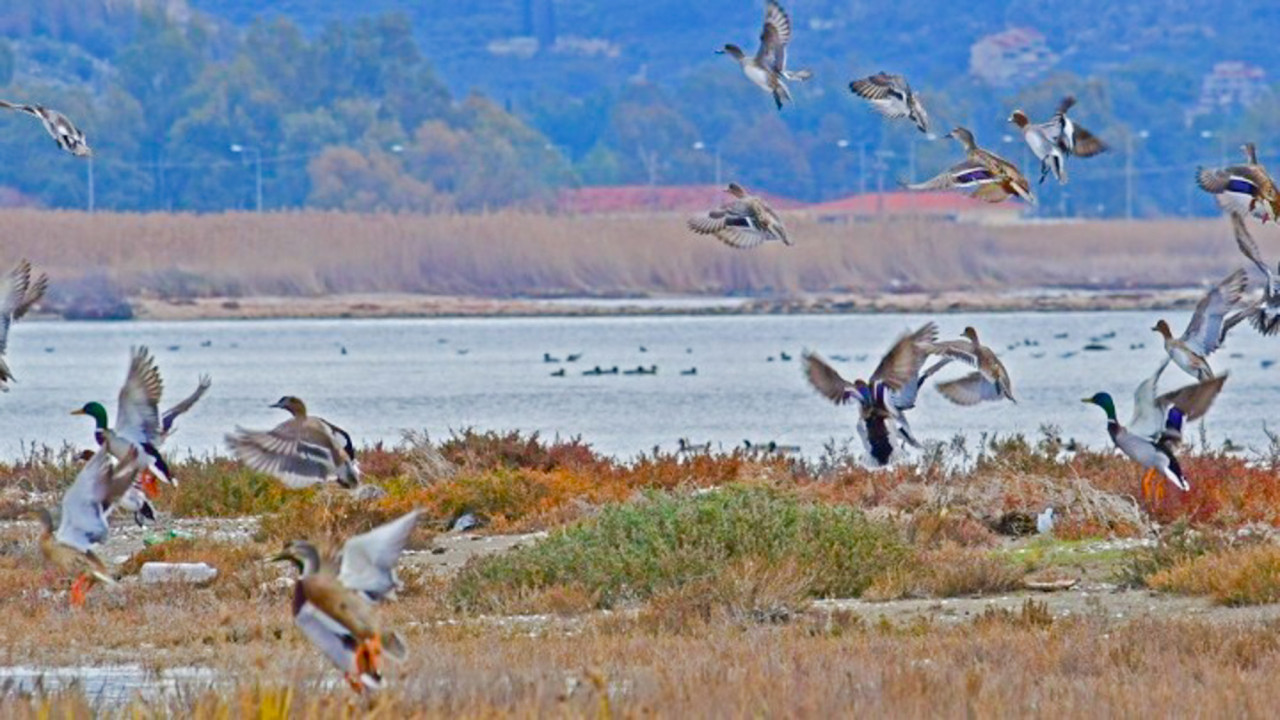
[0,210,1247,299]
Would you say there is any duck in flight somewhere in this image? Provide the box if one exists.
[717,0,812,110]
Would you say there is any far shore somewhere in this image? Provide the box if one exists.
[76,287,1221,321]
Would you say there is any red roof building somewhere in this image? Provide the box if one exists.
[807,191,1026,224]
[558,185,805,214]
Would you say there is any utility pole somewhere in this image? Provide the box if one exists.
[86,155,95,213]
[230,143,263,212]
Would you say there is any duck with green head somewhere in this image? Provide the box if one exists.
[1082,363,1227,502]
[71,347,174,501]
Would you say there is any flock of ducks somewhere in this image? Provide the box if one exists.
[0,0,1277,692]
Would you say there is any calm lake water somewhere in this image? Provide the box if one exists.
[2,311,1277,461]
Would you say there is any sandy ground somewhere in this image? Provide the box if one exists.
[125,287,1214,321]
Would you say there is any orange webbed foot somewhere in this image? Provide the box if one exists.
[69,574,88,608]
[139,470,160,499]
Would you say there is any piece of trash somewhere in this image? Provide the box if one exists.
[139,562,218,585]
[142,529,194,547]
[1036,507,1055,535]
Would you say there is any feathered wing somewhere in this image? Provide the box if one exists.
[1181,269,1248,356]
[908,160,997,192]
[892,356,952,411]
[55,448,138,553]
[936,372,1003,406]
[294,602,379,689]
[869,322,938,391]
[161,375,212,435]
[802,352,858,405]
[1129,360,1169,436]
[1231,211,1273,279]
[1155,374,1227,425]
[226,418,347,488]
[1198,167,1274,219]
[757,0,792,69]
[115,347,164,445]
[687,210,774,249]
[1066,124,1107,157]
[339,509,422,602]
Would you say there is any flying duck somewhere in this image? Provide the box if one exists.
[909,127,1035,204]
[1150,269,1248,381]
[848,72,929,134]
[227,396,360,488]
[1229,211,1280,335]
[688,182,790,248]
[932,327,1017,405]
[1197,143,1280,223]
[717,0,812,110]
[0,99,92,157]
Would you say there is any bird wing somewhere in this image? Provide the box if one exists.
[161,375,212,435]
[14,271,47,320]
[226,418,340,488]
[0,261,31,361]
[931,339,980,367]
[1181,269,1247,356]
[870,322,938,390]
[1197,167,1270,218]
[1231,211,1273,279]
[0,100,40,118]
[908,160,997,192]
[849,73,906,102]
[756,0,793,68]
[339,509,422,602]
[294,600,367,680]
[687,214,771,249]
[802,352,859,405]
[1066,123,1107,157]
[935,371,1002,406]
[115,346,164,445]
[1155,374,1227,425]
[1129,360,1169,436]
[55,448,138,552]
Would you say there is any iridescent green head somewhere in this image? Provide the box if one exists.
[71,401,110,430]
[1081,392,1116,420]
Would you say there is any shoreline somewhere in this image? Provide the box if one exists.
[97,287,1215,321]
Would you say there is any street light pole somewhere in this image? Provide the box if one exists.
[1125,130,1149,221]
[230,143,263,212]
[86,155,95,213]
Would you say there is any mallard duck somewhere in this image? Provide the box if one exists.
[337,509,422,603]
[0,259,48,392]
[113,374,212,526]
[933,327,1016,405]
[909,127,1035,204]
[1197,143,1280,223]
[0,100,91,157]
[1229,211,1280,335]
[1151,269,1248,381]
[848,72,929,134]
[270,538,409,692]
[802,322,949,466]
[717,0,811,110]
[688,182,790,248]
[227,396,359,488]
[1009,110,1067,184]
[72,347,174,502]
[34,437,142,606]
[1084,361,1227,501]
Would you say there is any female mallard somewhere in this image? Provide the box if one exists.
[718,0,811,110]
[1150,269,1248,381]
[688,182,790,249]
[1084,361,1227,501]
[0,100,91,157]
[909,127,1035,205]
[802,322,949,466]
[0,259,48,392]
[34,436,142,606]
[1197,143,1280,223]
[932,327,1016,405]
[849,72,929,134]
[270,537,410,692]
[72,347,174,500]
[1229,211,1280,335]
[227,396,359,488]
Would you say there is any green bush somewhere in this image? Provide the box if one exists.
[449,485,910,612]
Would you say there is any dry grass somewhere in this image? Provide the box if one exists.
[6,617,1280,717]
[0,210,1245,300]
[1149,544,1280,606]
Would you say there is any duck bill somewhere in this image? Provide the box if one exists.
[1080,398,1094,404]
[70,409,86,416]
